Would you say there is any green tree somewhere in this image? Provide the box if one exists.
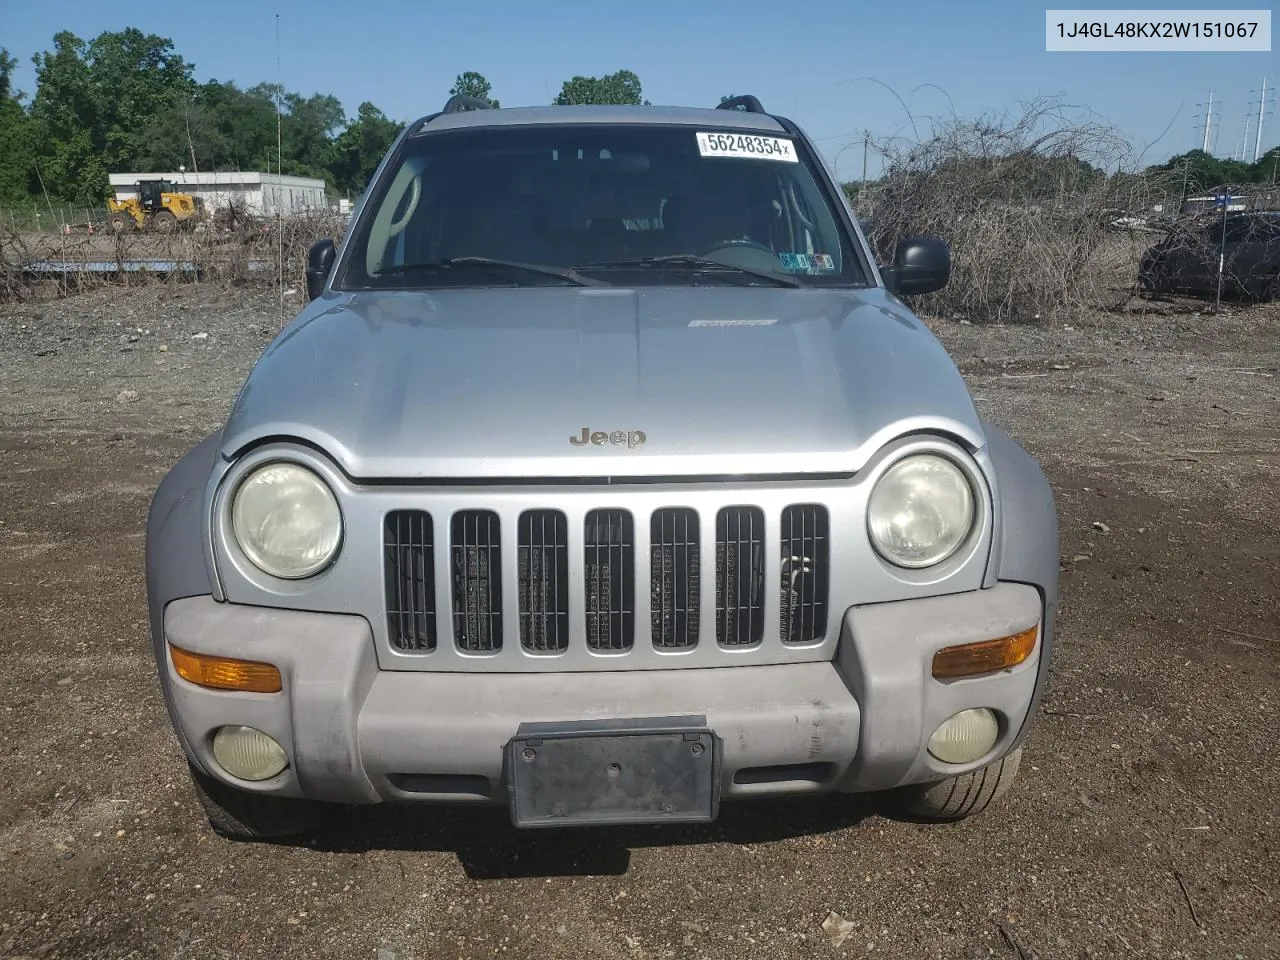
[1255,146,1279,182]
[553,70,648,106]
[281,91,345,179]
[137,96,230,172]
[29,28,195,200]
[449,71,498,107]
[329,102,402,195]
[0,48,41,203]
[1156,149,1231,194]
[221,82,286,171]
[0,48,18,100]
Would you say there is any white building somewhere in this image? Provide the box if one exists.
[108,171,329,217]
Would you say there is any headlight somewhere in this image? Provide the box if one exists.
[230,462,342,579]
[867,452,975,568]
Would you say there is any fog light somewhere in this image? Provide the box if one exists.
[928,708,999,764]
[211,725,289,781]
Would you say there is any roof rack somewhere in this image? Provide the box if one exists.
[442,94,495,114]
[717,95,767,114]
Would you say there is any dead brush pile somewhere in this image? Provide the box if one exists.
[859,98,1180,323]
[0,207,348,304]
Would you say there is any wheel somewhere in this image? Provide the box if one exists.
[150,210,177,233]
[109,213,130,232]
[885,747,1022,821]
[185,760,331,841]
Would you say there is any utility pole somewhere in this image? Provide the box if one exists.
[1202,91,1214,152]
[860,129,869,210]
[1252,77,1271,163]
[184,105,200,177]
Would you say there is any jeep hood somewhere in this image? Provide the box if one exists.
[220,287,986,479]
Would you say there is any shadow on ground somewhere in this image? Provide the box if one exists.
[258,791,900,879]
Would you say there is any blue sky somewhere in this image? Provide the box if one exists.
[2,0,1274,177]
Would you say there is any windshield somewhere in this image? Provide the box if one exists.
[334,122,869,290]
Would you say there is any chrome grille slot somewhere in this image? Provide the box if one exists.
[650,508,700,649]
[716,506,766,647]
[779,504,830,644]
[450,510,503,652]
[518,509,570,653]
[384,510,436,652]
[584,509,635,651]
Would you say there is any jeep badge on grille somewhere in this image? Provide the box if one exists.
[570,427,646,449]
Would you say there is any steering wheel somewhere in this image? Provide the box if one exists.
[386,174,422,238]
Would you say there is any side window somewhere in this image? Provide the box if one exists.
[782,171,843,266]
[363,155,428,277]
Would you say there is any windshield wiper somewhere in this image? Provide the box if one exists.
[577,255,802,288]
[379,257,608,287]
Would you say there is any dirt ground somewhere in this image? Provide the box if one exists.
[0,281,1277,960]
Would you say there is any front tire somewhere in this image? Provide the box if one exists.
[886,747,1022,821]
[150,210,177,233]
[186,760,330,841]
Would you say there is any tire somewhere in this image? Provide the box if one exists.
[886,747,1022,822]
[186,760,330,841]
[109,213,130,232]
[150,210,177,233]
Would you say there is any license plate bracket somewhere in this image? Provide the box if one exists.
[505,716,721,828]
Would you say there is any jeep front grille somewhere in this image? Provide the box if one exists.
[384,510,436,651]
[381,501,833,662]
[517,509,570,653]
[584,509,635,652]
[779,504,830,645]
[650,508,700,649]
[450,510,503,652]
[716,506,767,647]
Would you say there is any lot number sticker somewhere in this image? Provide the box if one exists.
[696,131,798,162]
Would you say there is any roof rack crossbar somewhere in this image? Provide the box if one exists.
[442,94,495,114]
[717,95,767,114]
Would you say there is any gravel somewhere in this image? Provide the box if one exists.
[1,282,1276,960]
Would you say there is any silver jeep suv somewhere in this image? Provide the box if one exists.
[146,93,1059,839]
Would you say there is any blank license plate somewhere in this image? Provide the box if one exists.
[506,716,720,828]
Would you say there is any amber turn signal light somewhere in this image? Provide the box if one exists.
[932,626,1038,680]
[169,645,283,693]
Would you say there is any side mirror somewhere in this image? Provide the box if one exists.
[305,237,336,301]
[881,236,950,297]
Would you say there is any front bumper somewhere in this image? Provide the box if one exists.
[160,582,1044,807]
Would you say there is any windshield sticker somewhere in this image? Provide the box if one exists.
[696,132,799,163]
[778,252,835,274]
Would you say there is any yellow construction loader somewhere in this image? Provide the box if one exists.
[107,179,202,232]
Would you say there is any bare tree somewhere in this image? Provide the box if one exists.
[861,96,1172,322]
